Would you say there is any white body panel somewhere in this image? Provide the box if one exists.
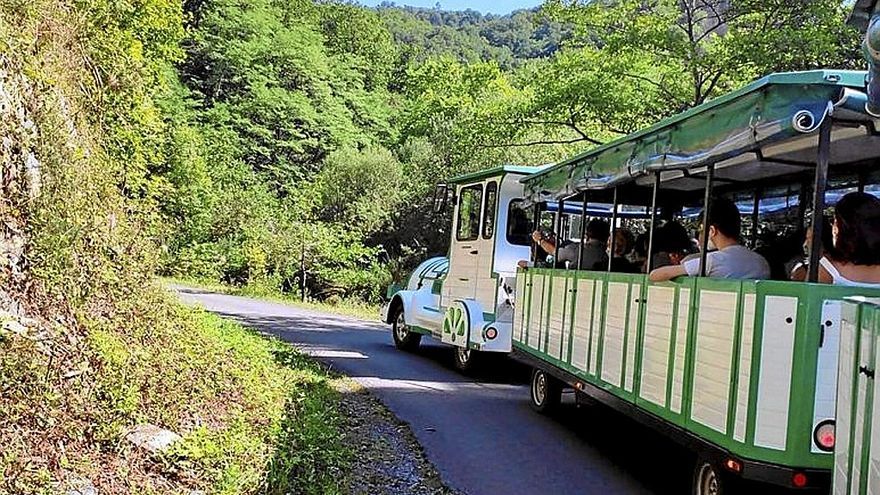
[388,169,533,354]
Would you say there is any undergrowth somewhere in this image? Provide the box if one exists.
[1,290,350,495]
[0,0,350,493]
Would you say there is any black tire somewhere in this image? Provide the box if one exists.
[391,307,421,351]
[692,458,727,495]
[452,345,478,373]
[529,368,562,414]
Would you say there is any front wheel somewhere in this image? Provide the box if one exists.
[529,368,562,414]
[692,459,728,495]
[392,308,421,351]
[452,345,478,372]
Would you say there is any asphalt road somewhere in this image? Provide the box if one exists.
[175,286,697,495]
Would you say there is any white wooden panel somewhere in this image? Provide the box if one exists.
[733,293,756,443]
[589,280,605,375]
[639,286,675,407]
[754,295,798,450]
[834,303,859,495]
[813,300,843,453]
[624,286,641,393]
[527,275,545,350]
[691,290,738,434]
[547,276,567,359]
[560,275,574,363]
[670,288,691,414]
[571,279,594,371]
[849,317,876,494]
[601,282,629,387]
[514,273,527,343]
[868,334,880,495]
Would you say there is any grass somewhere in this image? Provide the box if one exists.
[162,276,382,321]
[0,289,352,495]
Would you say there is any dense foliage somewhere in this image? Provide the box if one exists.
[157,0,860,305]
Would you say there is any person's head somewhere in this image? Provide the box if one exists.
[830,192,880,265]
[704,197,741,248]
[607,228,634,257]
[803,216,833,255]
[653,221,692,265]
[586,219,610,244]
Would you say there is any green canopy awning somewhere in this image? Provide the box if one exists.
[522,70,878,204]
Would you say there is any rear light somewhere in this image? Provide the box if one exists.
[723,458,742,474]
[792,472,808,488]
[813,420,836,452]
[485,327,498,340]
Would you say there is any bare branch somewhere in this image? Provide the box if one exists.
[480,136,604,148]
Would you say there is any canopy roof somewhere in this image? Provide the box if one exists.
[448,164,549,185]
[521,70,880,204]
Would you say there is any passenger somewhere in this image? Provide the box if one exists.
[650,221,693,270]
[817,192,880,287]
[608,228,639,273]
[630,232,650,272]
[789,217,833,282]
[648,197,770,281]
[531,219,610,270]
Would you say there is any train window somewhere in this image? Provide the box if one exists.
[456,184,483,241]
[483,182,498,239]
[506,199,534,246]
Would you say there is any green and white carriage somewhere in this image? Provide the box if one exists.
[511,67,880,494]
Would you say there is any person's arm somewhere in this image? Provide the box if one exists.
[531,230,556,254]
[649,264,688,282]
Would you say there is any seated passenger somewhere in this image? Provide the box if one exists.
[629,232,649,272]
[532,219,610,270]
[649,197,770,281]
[789,217,833,282]
[650,221,694,270]
[817,192,880,287]
[608,228,639,273]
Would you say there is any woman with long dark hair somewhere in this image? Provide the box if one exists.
[818,192,880,287]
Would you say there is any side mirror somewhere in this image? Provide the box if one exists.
[433,183,452,213]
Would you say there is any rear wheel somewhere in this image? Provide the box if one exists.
[529,368,562,414]
[452,345,478,372]
[692,459,726,495]
[391,308,421,351]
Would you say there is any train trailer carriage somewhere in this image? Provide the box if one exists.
[513,69,880,494]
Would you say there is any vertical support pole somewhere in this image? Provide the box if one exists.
[532,203,541,264]
[578,192,588,270]
[859,168,868,193]
[807,117,832,283]
[300,232,307,302]
[607,187,619,272]
[555,198,565,268]
[699,164,716,277]
[750,187,762,249]
[646,172,661,273]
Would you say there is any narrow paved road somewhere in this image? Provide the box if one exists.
[176,286,695,495]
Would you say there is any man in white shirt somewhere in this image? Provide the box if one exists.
[649,197,770,282]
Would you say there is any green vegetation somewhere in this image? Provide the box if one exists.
[158,0,860,305]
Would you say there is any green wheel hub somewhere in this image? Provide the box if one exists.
[442,305,468,343]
